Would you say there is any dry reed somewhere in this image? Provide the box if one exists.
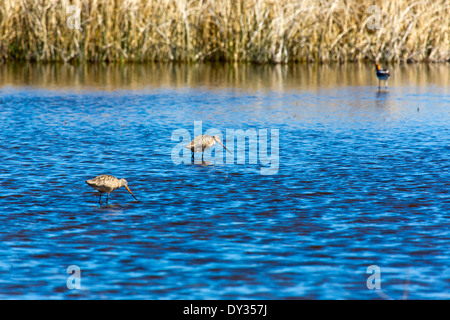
[0,0,449,63]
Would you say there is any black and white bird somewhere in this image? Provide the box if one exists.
[375,63,390,89]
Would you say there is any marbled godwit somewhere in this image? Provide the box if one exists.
[186,135,232,161]
[85,175,137,204]
[375,63,390,89]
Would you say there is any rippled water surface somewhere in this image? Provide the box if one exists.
[0,63,449,299]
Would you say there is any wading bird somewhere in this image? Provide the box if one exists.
[186,135,232,161]
[375,63,390,89]
[85,175,137,204]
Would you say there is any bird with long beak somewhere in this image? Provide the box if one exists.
[85,175,137,204]
[185,134,232,161]
[375,63,391,90]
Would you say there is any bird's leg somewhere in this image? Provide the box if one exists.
[202,150,204,161]
[99,193,102,204]
[385,80,388,89]
[191,151,194,163]
[378,80,381,90]
[106,194,109,204]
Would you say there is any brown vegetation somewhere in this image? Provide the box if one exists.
[0,0,449,63]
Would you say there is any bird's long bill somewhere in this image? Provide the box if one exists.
[124,185,138,201]
[218,141,232,154]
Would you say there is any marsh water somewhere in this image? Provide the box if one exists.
[0,63,449,299]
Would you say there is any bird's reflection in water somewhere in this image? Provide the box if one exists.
[99,203,121,209]
[94,203,135,218]
[376,89,389,97]
[90,203,134,212]
[191,160,213,166]
[375,89,389,109]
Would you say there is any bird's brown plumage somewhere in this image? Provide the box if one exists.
[85,174,137,203]
[185,135,231,161]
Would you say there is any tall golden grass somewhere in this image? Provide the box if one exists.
[0,0,449,63]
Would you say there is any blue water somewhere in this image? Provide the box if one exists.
[0,64,449,299]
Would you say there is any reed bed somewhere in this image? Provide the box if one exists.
[0,0,449,63]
